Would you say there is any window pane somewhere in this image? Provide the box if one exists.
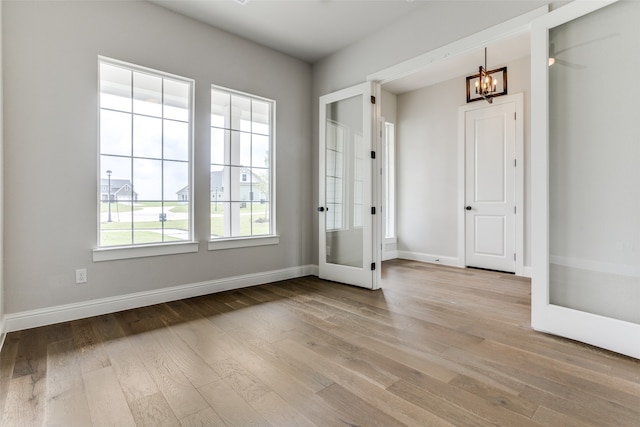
[210,201,230,238]
[232,202,252,237]
[100,63,131,112]
[252,134,269,168]
[211,128,229,165]
[252,168,269,202]
[100,110,131,156]
[252,100,270,135]
[133,72,162,117]
[230,166,250,201]
[133,209,163,245]
[230,130,251,167]
[210,166,228,202]
[164,79,190,122]
[231,95,251,131]
[163,206,188,242]
[133,115,162,159]
[251,202,270,236]
[211,90,230,128]
[163,160,189,201]
[164,120,189,161]
[133,158,162,200]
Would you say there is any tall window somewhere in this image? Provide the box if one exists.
[98,58,193,247]
[384,122,396,239]
[210,86,274,239]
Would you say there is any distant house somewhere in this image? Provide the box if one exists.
[100,179,138,202]
[176,168,267,202]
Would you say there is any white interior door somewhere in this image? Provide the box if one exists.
[318,82,380,289]
[532,0,640,359]
[464,101,516,273]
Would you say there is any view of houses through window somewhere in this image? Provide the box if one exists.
[98,58,193,247]
[210,86,274,239]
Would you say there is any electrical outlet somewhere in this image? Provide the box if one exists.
[75,268,87,284]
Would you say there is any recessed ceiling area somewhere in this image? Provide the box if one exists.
[149,0,430,63]
[149,0,534,94]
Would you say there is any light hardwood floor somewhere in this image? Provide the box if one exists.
[1,260,639,426]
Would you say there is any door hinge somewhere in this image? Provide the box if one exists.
[514,159,517,167]
[371,207,376,215]
[371,96,376,105]
[513,253,516,261]
[371,151,376,159]
[514,206,517,214]
[514,112,517,120]
[371,262,376,271]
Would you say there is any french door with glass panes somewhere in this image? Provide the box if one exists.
[318,82,381,289]
[531,0,640,358]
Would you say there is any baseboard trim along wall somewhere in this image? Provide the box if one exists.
[396,251,461,268]
[3,264,318,333]
[0,317,6,353]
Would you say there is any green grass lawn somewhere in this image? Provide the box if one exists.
[100,203,270,245]
[100,230,181,246]
[210,214,269,237]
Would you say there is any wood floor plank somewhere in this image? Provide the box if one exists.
[1,374,44,426]
[45,339,93,427]
[0,332,20,416]
[1,260,639,426]
[276,336,454,427]
[70,318,111,374]
[316,382,406,427]
[198,379,271,427]
[210,357,271,403]
[249,390,316,427]
[90,314,159,403]
[129,392,180,427]
[83,365,136,427]
[114,310,210,420]
[179,407,225,427]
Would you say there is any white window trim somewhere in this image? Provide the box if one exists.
[208,235,279,251]
[97,56,195,255]
[93,241,199,262]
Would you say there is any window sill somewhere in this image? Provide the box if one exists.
[384,237,398,244]
[208,235,279,251]
[93,241,199,262]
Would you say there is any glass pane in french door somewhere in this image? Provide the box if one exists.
[548,0,640,324]
[325,94,364,268]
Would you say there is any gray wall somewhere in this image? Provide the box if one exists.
[396,56,532,266]
[2,1,312,314]
[0,1,4,325]
[312,2,546,266]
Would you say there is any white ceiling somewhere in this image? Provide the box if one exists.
[150,0,532,93]
[150,0,431,63]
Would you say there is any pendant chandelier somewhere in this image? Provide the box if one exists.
[475,48,497,103]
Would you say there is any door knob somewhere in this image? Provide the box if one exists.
[317,207,325,212]
[465,206,472,211]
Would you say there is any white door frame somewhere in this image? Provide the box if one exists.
[458,93,524,276]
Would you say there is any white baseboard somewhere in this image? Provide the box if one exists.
[523,266,532,278]
[396,251,461,268]
[382,250,398,261]
[0,316,5,353]
[4,264,318,333]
